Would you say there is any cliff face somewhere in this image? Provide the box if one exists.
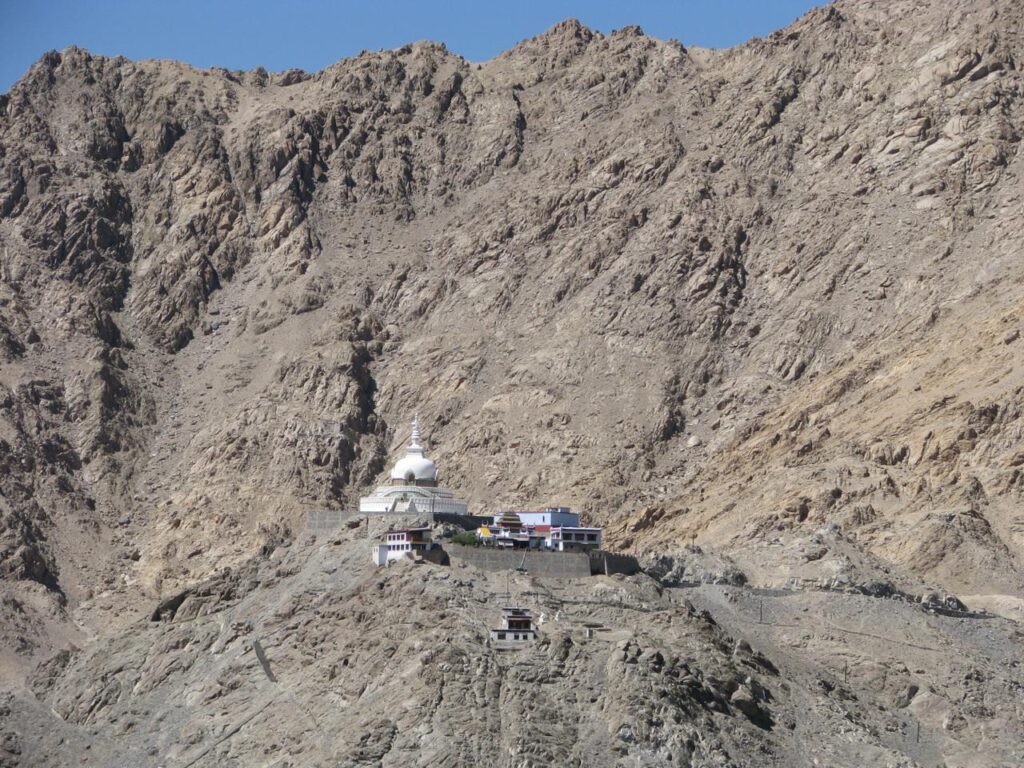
[1,0,1024,764]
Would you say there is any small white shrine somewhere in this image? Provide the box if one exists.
[358,417,469,515]
[490,607,538,649]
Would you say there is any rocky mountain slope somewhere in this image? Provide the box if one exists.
[1,0,1024,764]
[8,520,1024,767]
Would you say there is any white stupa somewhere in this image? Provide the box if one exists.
[358,416,469,515]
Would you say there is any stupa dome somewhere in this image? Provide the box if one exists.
[389,417,438,482]
[360,414,467,515]
[391,454,437,482]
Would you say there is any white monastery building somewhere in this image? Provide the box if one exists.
[477,509,602,551]
[507,507,578,527]
[372,527,436,566]
[359,417,469,515]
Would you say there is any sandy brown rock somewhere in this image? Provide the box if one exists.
[7,526,1021,767]
[2,0,1024,764]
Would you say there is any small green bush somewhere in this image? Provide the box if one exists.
[452,531,479,546]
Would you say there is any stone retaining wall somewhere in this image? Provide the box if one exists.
[446,544,593,579]
[591,551,642,576]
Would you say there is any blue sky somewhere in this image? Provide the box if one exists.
[1,0,825,93]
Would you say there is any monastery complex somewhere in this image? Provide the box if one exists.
[362,417,605,563]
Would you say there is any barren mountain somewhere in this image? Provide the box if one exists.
[1,0,1024,765]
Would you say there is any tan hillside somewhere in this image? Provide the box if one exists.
[2,0,1024,765]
